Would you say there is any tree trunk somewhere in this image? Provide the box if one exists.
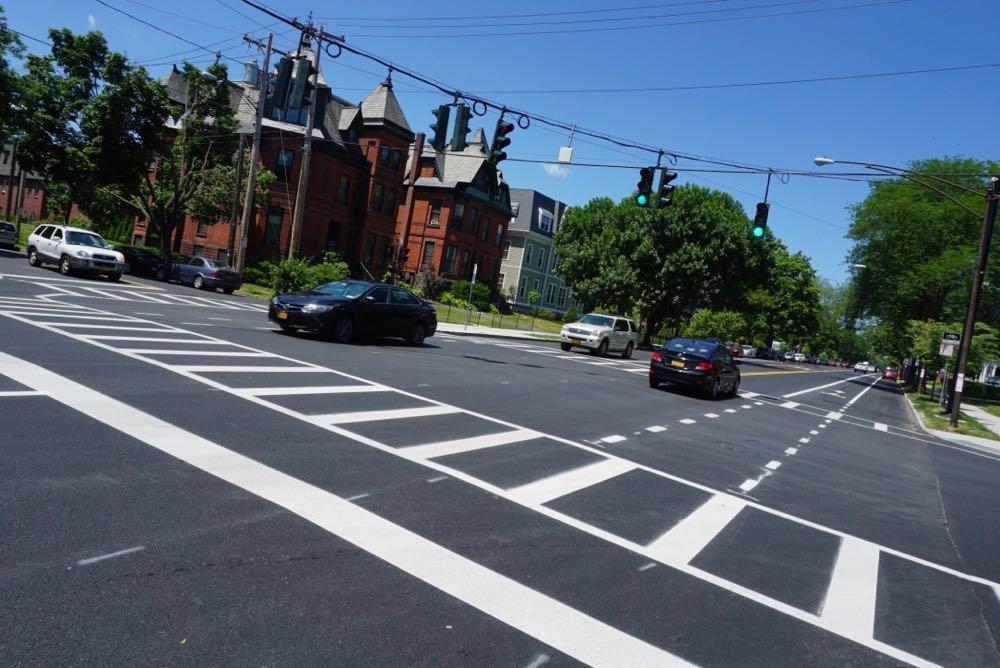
[642,314,656,348]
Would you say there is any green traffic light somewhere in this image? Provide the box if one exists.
[752,226,764,238]
[637,194,648,206]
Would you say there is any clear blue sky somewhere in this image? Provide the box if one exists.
[6,0,999,283]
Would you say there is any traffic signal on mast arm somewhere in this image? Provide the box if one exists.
[635,167,654,207]
[490,118,515,166]
[451,104,472,151]
[287,57,313,108]
[752,202,770,238]
[656,169,678,208]
[429,104,451,151]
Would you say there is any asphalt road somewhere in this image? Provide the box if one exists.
[2,251,999,667]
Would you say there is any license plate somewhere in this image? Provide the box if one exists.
[670,360,685,368]
[277,311,288,320]
[570,338,581,344]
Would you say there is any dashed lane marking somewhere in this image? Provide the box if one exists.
[601,434,627,444]
[765,460,782,471]
[679,418,696,425]
[785,448,798,455]
[645,425,667,433]
[874,423,888,432]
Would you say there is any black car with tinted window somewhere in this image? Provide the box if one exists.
[112,245,161,276]
[649,337,741,399]
[269,280,437,345]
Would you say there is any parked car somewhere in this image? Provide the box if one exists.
[755,347,770,359]
[783,351,795,362]
[817,358,829,366]
[269,280,436,345]
[854,361,873,373]
[0,221,16,249]
[113,245,161,276]
[740,345,755,358]
[882,367,898,380]
[730,344,743,358]
[158,255,241,293]
[649,337,741,399]
[26,224,125,280]
[793,352,807,363]
[560,313,638,358]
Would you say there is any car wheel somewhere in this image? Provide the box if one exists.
[107,272,121,282]
[193,275,205,290]
[278,322,295,334]
[622,341,634,359]
[707,378,721,400]
[59,255,72,275]
[27,248,41,267]
[729,377,740,397]
[408,323,426,347]
[223,288,235,295]
[591,339,608,357]
[560,342,571,352]
[155,266,167,281]
[332,317,354,343]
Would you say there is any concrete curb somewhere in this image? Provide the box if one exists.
[436,324,560,342]
[905,393,1000,456]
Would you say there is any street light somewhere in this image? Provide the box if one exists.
[816,155,1000,427]
[851,263,867,269]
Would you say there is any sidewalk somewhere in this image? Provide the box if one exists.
[436,321,560,341]
[960,403,1000,437]
[905,396,1000,456]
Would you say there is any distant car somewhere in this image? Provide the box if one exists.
[269,280,436,345]
[649,337,741,399]
[784,351,795,362]
[27,224,125,280]
[755,347,770,359]
[741,345,755,358]
[0,221,16,249]
[113,245,161,276]
[882,367,898,380]
[560,313,638,358]
[730,344,743,358]
[158,255,241,293]
[854,361,873,373]
[793,352,807,363]
[817,358,829,366]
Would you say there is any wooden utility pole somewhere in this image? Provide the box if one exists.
[398,132,425,277]
[235,33,272,275]
[287,26,323,260]
[226,133,245,263]
[4,139,16,218]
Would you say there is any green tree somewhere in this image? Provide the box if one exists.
[684,309,747,342]
[0,5,24,145]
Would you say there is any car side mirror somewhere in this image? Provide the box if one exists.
[364,295,377,302]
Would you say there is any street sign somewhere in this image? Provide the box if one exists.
[942,331,960,345]
[940,342,955,357]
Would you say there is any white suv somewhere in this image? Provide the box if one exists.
[27,224,126,280]
[560,313,638,358]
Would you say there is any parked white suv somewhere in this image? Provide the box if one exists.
[560,313,638,358]
[27,224,125,280]
[854,361,874,373]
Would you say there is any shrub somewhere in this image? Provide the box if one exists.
[269,258,315,296]
[451,280,492,312]
[242,265,267,286]
[310,254,350,285]
[562,306,579,323]
[414,271,447,301]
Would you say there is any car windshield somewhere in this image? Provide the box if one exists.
[65,231,110,248]
[663,338,714,356]
[579,314,614,327]
[311,281,370,299]
[0,222,14,232]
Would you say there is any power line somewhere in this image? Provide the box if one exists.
[117,0,252,34]
[343,0,910,38]
[5,27,52,47]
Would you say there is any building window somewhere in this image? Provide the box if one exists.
[421,241,436,271]
[545,283,558,304]
[538,209,553,234]
[479,219,489,242]
[537,247,546,269]
[372,183,384,212]
[378,146,390,166]
[498,272,505,289]
[383,188,397,216]
[265,207,283,249]
[197,220,209,236]
[429,200,442,227]
[389,148,402,171]
[336,175,350,203]
[551,252,559,272]
[276,148,294,182]
[495,223,504,246]
[442,244,458,274]
[531,278,540,295]
[468,207,478,236]
[460,249,470,277]
[326,221,341,251]
[451,202,465,230]
[558,287,568,306]
[217,249,229,265]
[502,241,510,260]
[517,276,526,298]
[524,243,533,266]
[193,245,204,257]
[1,151,7,164]
[510,202,519,217]
[364,232,377,263]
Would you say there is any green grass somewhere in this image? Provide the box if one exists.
[908,392,1000,440]
[16,222,38,249]
[431,303,563,334]
[235,283,271,300]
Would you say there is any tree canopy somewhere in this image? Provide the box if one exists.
[0,5,24,144]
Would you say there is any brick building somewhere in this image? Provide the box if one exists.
[397,128,512,291]
[136,41,413,277]
[1,144,49,222]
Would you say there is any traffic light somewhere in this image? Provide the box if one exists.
[656,170,678,208]
[429,104,451,152]
[271,57,293,109]
[635,167,654,207]
[451,105,472,152]
[490,118,515,165]
[287,57,313,108]
[752,202,769,238]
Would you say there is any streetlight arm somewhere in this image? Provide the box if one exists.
[863,165,984,219]
[827,158,984,198]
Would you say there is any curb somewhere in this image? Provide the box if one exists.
[436,326,560,343]
[905,393,1000,455]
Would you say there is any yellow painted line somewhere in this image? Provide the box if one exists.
[118,278,164,290]
[742,369,844,377]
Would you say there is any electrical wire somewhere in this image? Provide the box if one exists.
[4,27,52,47]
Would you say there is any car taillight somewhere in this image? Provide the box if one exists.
[694,360,714,371]
[651,352,662,363]
[211,270,219,278]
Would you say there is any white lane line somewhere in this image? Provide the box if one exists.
[810,430,819,435]
[765,460,782,471]
[780,401,800,409]
[345,493,370,502]
[0,300,99,311]
[172,365,328,373]
[232,385,388,397]
[826,412,843,420]
[601,434,627,444]
[0,390,45,397]
[679,418,696,425]
[820,537,880,641]
[506,459,636,506]
[426,476,449,483]
[739,479,759,492]
[740,391,761,398]
[645,426,666,433]
[637,563,658,572]
[207,317,232,321]
[0,353,684,668]
[846,376,882,407]
[402,429,541,460]
[799,438,810,444]
[314,405,461,425]
[782,375,873,398]
[741,404,752,409]
[704,413,719,419]
[76,545,145,566]
[753,401,763,406]
[125,350,271,357]
[77,335,228,343]
[134,312,164,316]
[34,323,173,332]
[724,409,737,414]
[874,423,888,432]
[0,311,142,321]
[119,291,173,304]
[819,424,827,429]
[78,287,128,300]
[645,495,745,566]
[785,448,798,455]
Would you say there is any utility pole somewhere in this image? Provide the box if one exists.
[287,26,323,260]
[950,177,1000,427]
[235,33,272,276]
[226,133,245,264]
[4,139,16,219]
[398,132,425,277]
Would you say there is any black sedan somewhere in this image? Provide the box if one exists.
[269,280,437,345]
[649,337,741,399]
[112,245,161,276]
